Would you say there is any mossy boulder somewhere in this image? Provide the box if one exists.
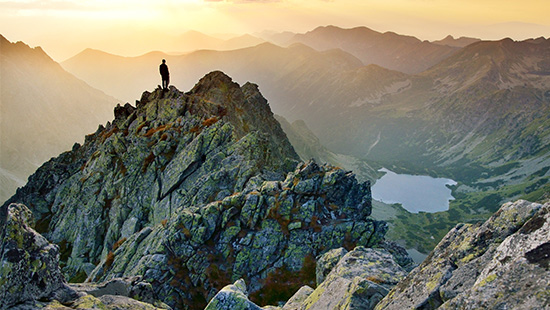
[376,200,550,310]
[284,246,407,310]
[0,203,70,308]
[204,279,261,310]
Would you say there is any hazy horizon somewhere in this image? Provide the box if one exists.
[1,0,550,62]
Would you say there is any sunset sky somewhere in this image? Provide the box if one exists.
[1,0,549,61]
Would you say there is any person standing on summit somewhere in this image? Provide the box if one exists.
[159,59,170,90]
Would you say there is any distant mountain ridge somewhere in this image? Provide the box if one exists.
[432,35,481,48]
[286,25,460,74]
[0,35,117,204]
[174,31,265,53]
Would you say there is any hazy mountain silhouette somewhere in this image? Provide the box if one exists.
[178,30,224,50]
[286,25,460,74]
[432,35,481,48]
[0,35,117,203]
[257,30,296,46]
[220,34,266,50]
[62,42,365,105]
[165,31,265,54]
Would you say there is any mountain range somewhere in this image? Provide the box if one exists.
[284,25,460,74]
[0,35,117,204]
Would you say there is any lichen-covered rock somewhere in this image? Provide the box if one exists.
[70,276,169,308]
[0,203,170,310]
[299,246,407,310]
[93,160,385,309]
[375,200,550,310]
[11,294,170,310]
[282,286,314,310]
[315,248,348,286]
[0,203,70,308]
[204,279,262,310]
[377,241,416,272]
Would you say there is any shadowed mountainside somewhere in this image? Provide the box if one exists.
[0,35,117,204]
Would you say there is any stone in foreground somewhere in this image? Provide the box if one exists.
[298,246,407,310]
[0,204,70,308]
[204,279,262,310]
[376,200,550,310]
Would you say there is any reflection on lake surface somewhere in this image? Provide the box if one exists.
[372,168,457,213]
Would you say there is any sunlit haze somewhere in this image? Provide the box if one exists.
[1,0,550,61]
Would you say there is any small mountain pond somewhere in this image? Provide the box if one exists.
[372,168,457,263]
[372,168,457,213]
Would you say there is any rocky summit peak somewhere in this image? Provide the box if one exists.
[189,70,239,94]
[2,71,399,309]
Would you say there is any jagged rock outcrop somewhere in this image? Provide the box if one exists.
[287,246,407,310]
[376,199,550,309]
[202,246,410,310]
[1,203,168,310]
[0,203,70,308]
[89,159,384,309]
[3,71,400,309]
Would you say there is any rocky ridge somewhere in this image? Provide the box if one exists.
[2,71,403,309]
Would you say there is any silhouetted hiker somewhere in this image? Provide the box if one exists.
[159,59,170,90]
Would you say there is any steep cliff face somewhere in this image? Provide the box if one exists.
[4,71,392,309]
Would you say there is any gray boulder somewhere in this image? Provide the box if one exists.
[376,199,550,310]
[282,286,314,310]
[204,279,262,310]
[298,246,407,310]
[315,248,348,286]
[0,203,71,308]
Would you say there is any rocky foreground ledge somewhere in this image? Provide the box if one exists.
[3,198,549,309]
